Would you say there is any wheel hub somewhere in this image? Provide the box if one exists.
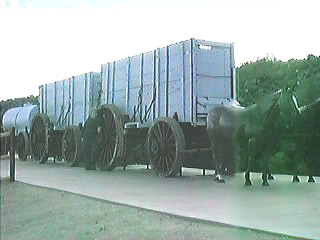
[151,140,170,156]
[151,141,159,155]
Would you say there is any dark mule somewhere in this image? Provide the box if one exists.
[207,90,282,186]
[288,94,320,183]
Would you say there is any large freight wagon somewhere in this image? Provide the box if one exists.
[96,38,238,176]
[30,72,102,164]
[29,38,238,177]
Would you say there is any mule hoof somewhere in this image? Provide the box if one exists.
[245,180,252,186]
[262,181,269,186]
[292,176,300,183]
[218,179,225,183]
[268,175,275,180]
[308,177,315,183]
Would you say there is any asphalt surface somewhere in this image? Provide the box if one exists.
[1,158,319,239]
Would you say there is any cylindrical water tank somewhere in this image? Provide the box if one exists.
[2,105,39,132]
[2,107,23,131]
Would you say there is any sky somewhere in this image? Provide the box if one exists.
[0,0,319,101]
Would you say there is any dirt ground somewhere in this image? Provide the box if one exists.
[0,180,300,240]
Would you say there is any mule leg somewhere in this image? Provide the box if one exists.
[261,158,269,186]
[308,176,315,183]
[306,152,316,183]
[267,160,274,180]
[245,171,252,186]
[267,163,275,180]
[262,173,269,186]
[268,173,275,180]
[244,156,252,186]
[217,174,225,183]
[244,138,255,186]
[292,175,300,182]
[213,169,219,181]
[216,164,225,183]
[213,144,225,184]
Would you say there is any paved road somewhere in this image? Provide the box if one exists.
[1,158,319,239]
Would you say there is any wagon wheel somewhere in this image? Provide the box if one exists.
[62,126,83,166]
[16,131,29,161]
[30,114,50,163]
[96,104,126,170]
[147,117,186,177]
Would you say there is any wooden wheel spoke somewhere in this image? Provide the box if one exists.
[164,156,170,172]
[157,123,163,139]
[167,133,174,142]
[103,148,109,164]
[105,120,115,133]
[165,125,170,138]
[157,156,162,170]
[161,156,167,172]
[99,147,105,163]
[151,128,162,142]
[159,156,165,172]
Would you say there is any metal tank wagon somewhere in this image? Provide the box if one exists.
[2,105,39,160]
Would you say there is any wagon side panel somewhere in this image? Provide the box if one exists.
[141,51,155,122]
[55,80,65,129]
[63,78,71,127]
[167,41,193,123]
[72,74,87,126]
[89,72,102,113]
[113,59,128,114]
[194,40,235,117]
[158,47,167,119]
[128,55,141,119]
[39,85,44,114]
[45,82,56,124]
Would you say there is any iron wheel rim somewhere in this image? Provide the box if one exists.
[62,126,82,166]
[16,131,29,161]
[147,118,185,177]
[97,104,125,170]
[30,114,49,163]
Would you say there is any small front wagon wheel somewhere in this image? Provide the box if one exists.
[30,114,50,163]
[62,126,83,166]
[16,131,29,161]
[147,117,185,177]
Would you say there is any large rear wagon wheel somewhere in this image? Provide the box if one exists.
[30,114,50,164]
[97,104,126,171]
[62,126,83,166]
[147,117,186,177]
[16,131,29,161]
